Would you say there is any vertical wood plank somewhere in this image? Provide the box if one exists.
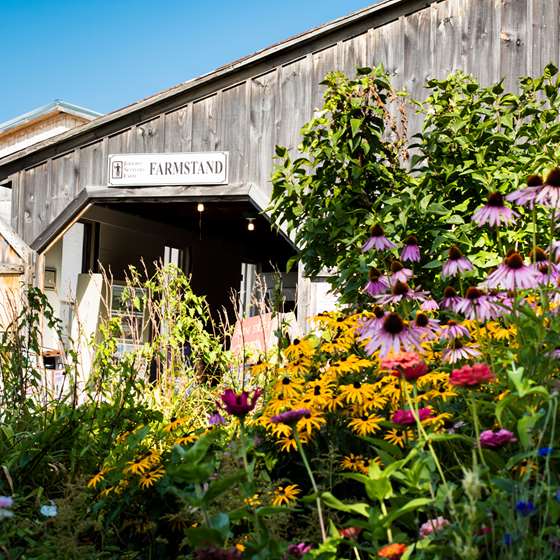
[50,152,78,221]
[433,0,466,79]
[311,44,338,111]
[340,31,368,78]
[79,141,104,188]
[108,128,135,155]
[500,0,528,91]
[163,104,193,152]
[191,94,220,151]
[135,117,162,153]
[248,69,277,196]
[370,16,405,91]
[218,83,247,185]
[528,0,559,76]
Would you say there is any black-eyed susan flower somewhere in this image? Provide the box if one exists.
[87,467,111,489]
[276,431,310,452]
[384,428,414,448]
[296,410,326,436]
[348,413,383,437]
[124,454,152,475]
[163,416,187,432]
[272,484,301,506]
[274,375,303,400]
[139,466,165,489]
[284,338,315,360]
[339,381,374,405]
[243,493,261,508]
[175,433,198,446]
[340,453,369,473]
[328,355,374,377]
[285,356,312,377]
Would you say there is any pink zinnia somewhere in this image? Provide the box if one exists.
[375,280,428,305]
[389,260,413,284]
[419,516,450,538]
[360,312,421,357]
[362,225,396,252]
[450,363,494,386]
[381,352,429,381]
[365,268,390,297]
[220,388,262,418]
[400,235,421,262]
[485,252,538,291]
[392,407,432,425]
[506,174,543,208]
[442,245,473,277]
[479,428,517,449]
[472,192,517,227]
[535,168,560,208]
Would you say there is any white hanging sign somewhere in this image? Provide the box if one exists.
[107,152,228,186]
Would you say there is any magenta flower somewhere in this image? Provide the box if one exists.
[400,235,421,262]
[220,388,262,418]
[287,543,313,558]
[375,280,428,305]
[535,168,560,207]
[456,287,497,321]
[506,174,543,208]
[440,320,470,341]
[208,411,226,426]
[479,429,517,449]
[440,286,463,312]
[360,312,421,357]
[421,298,439,312]
[472,192,517,227]
[442,338,481,364]
[364,268,390,296]
[389,260,413,284]
[362,225,396,252]
[392,407,432,425]
[271,408,311,425]
[485,252,538,290]
[413,312,440,340]
[419,516,450,538]
[442,245,473,277]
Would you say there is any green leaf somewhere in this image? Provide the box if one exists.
[381,497,433,527]
[320,492,369,518]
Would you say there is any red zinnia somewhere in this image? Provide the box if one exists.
[220,388,262,418]
[381,352,429,381]
[449,363,494,387]
[378,543,407,559]
[340,526,363,540]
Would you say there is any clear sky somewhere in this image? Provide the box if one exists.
[0,0,377,123]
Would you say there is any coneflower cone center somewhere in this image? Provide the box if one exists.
[373,306,384,318]
[530,247,547,262]
[487,192,505,207]
[505,252,524,270]
[416,313,429,327]
[451,338,465,349]
[444,286,458,298]
[369,268,382,281]
[383,312,405,334]
[391,260,404,273]
[546,167,560,187]
[448,245,463,261]
[371,224,385,237]
[466,287,483,300]
[393,281,410,296]
[527,174,543,187]
[405,235,418,246]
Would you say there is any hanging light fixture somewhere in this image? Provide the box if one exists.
[197,202,205,212]
[247,218,255,231]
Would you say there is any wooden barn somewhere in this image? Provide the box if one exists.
[0,0,557,352]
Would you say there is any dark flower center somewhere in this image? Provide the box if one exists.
[336,317,344,323]
[466,287,482,300]
[451,338,464,349]
[383,312,405,335]
[390,260,404,273]
[416,313,429,327]
[368,267,382,281]
[447,320,457,326]
[545,167,560,187]
[373,306,384,319]
[293,338,300,345]
[314,386,321,395]
[448,245,463,261]
[444,286,458,298]
[405,235,418,246]
[282,377,291,385]
[530,247,547,262]
[371,224,384,237]
[527,174,543,187]
[487,192,505,207]
[353,381,361,389]
[505,252,524,270]
[392,280,410,296]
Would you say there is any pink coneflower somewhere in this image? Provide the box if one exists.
[485,251,538,290]
[400,235,421,262]
[549,240,560,263]
[389,260,413,284]
[362,225,396,252]
[440,320,470,341]
[442,245,474,277]
[419,517,450,538]
[364,268,390,297]
[440,286,463,312]
[360,312,421,357]
[358,306,386,334]
[421,298,439,312]
[456,287,496,321]
[472,192,517,227]
[487,290,513,316]
[271,408,311,425]
[506,174,543,208]
[530,247,559,285]
[535,168,560,208]
[376,281,428,305]
[413,312,440,340]
[392,407,432,425]
[442,338,481,364]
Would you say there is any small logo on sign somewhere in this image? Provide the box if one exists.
[111,160,123,179]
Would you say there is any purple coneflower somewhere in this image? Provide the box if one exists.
[440,286,463,312]
[413,312,440,340]
[400,235,421,262]
[271,408,311,425]
[530,247,559,285]
[376,280,428,305]
[535,168,560,208]
[364,267,389,296]
[208,411,226,426]
[362,224,396,252]
[485,251,538,291]
[358,306,386,335]
[472,192,517,227]
[550,240,560,263]
[421,298,439,312]
[456,287,496,321]
[360,312,421,357]
[442,338,481,364]
[220,388,262,418]
[442,245,473,277]
[506,174,543,208]
[389,260,413,284]
[440,320,470,341]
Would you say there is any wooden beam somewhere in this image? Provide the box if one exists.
[0,216,33,259]
[0,263,24,274]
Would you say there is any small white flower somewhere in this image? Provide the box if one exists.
[40,503,57,517]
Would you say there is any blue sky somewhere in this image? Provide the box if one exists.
[0,0,377,123]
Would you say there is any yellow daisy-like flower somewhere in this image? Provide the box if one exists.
[339,382,374,405]
[163,416,187,432]
[384,428,414,448]
[243,493,261,508]
[327,355,374,377]
[321,332,355,355]
[272,484,301,506]
[362,393,389,412]
[427,385,458,402]
[139,466,165,489]
[285,356,312,377]
[274,376,304,400]
[87,467,111,489]
[304,383,334,409]
[175,433,198,446]
[296,410,326,436]
[424,412,452,431]
[251,359,272,377]
[284,338,315,360]
[269,421,293,438]
[323,392,344,412]
[266,393,297,415]
[276,431,310,452]
[124,454,152,475]
[340,453,368,473]
[347,414,384,437]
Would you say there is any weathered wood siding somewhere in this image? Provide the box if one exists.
[4,0,560,245]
